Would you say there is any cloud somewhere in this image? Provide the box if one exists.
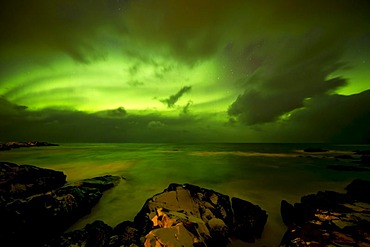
[161,86,192,108]
[182,100,193,114]
[227,32,348,125]
[147,121,165,129]
[280,90,370,143]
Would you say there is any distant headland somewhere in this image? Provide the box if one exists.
[0,141,58,151]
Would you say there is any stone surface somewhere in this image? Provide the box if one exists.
[280,179,370,246]
[47,220,113,247]
[0,162,121,246]
[0,161,67,202]
[134,183,267,246]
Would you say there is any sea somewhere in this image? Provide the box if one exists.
[1,143,370,246]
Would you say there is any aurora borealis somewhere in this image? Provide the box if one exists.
[1,0,370,143]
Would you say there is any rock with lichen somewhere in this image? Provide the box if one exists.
[133,183,267,246]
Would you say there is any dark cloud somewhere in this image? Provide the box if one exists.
[228,33,348,125]
[161,86,192,108]
[278,90,370,143]
[182,101,193,115]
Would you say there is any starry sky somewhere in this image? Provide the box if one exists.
[1,0,370,143]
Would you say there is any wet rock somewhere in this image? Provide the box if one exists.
[281,200,295,227]
[280,179,370,246]
[75,175,121,192]
[0,161,66,201]
[232,197,268,242]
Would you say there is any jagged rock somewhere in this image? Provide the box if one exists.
[47,220,113,247]
[0,162,121,246]
[232,197,268,242]
[0,185,103,245]
[111,221,141,246]
[280,179,370,246]
[0,161,66,202]
[281,200,295,227]
[345,179,370,203]
[134,183,267,246]
[303,148,328,152]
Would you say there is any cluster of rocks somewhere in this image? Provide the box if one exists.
[49,183,268,247]
[0,161,268,246]
[280,179,370,246]
[1,159,370,247]
[0,141,59,151]
[303,147,370,171]
[0,162,121,246]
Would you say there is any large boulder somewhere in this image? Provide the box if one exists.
[134,183,267,246]
[280,179,370,246]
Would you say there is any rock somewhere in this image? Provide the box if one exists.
[280,200,295,226]
[303,148,328,152]
[280,180,370,246]
[0,141,59,151]
[75,175,121,192]
[0,162,121,246]
[327,164,370,171]
[0,161,66,202]
[231,197,268,242]
[0,185,103,245]
[47,220,113,247]
[111,221,141,246]
[134,183,267,246]
[345,179,370,203]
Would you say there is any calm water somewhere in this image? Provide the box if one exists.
[1,143,370,246]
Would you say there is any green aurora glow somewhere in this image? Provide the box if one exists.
[1,0,370,143]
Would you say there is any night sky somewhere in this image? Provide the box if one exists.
[1,0,370,143]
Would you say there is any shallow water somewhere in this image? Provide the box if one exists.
[1,143,370,246]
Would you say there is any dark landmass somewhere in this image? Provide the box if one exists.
[280,179,370,246]
[0,141,59,151]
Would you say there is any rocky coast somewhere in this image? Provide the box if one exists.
[1,145,370,246]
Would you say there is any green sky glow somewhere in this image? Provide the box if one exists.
[1,0,370,143]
